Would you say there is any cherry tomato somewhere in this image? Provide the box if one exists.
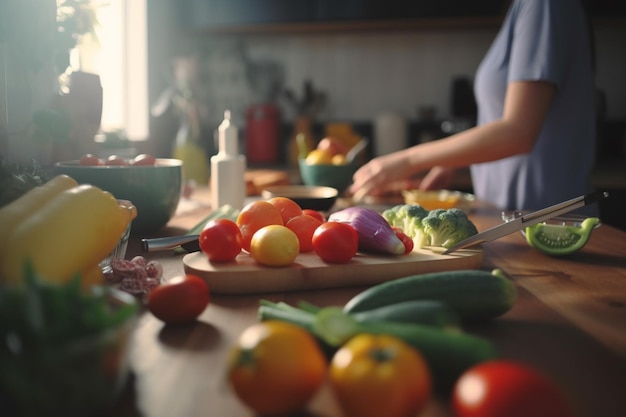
[131,153,157,166]
[105,155,128,166]
[147,274,210,324]
[312,221,358,263]
[79,154,104,166]
[303,208,326,223]
[228,321,327,416]
[199,219,243,262]
[329,333,432,417]
[452,360,574,417]
[236,201,283,252]
[286,214,323,252]
[392,226,414,254]
[267,196,303,224]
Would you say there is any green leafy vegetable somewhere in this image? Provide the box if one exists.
[383,204,478,249]
[0,262,138,349]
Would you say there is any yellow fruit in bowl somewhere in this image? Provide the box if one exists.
[305,149,333,165]
[331,154,347,165]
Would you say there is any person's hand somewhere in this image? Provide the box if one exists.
[349,151,413,200]
[418,166,456,190]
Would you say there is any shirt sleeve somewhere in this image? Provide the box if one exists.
[508,0,568,86]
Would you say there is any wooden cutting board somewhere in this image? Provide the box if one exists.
[183,248,483,294]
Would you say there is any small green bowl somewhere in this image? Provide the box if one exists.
[54,159,182,232]
[298,159,356,194]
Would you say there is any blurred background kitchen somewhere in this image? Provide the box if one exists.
[1,0,625,227]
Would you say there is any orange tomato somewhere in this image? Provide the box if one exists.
[228,321,327,416]
[286,214,323,252]
[267,196,303,224]
[329,333,432,417]
[236,200,283,252]
[250,225,300,266]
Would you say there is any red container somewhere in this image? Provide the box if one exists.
[245,104,280,164]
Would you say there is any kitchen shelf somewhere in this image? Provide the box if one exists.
[183,16,505,35]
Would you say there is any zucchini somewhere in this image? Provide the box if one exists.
[343,269,517,321]
[351,299,460,329]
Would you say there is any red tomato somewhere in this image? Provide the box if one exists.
[452,360,574,417]
[286,214,323,252]
[392,227,414,254]
[312,221,358,263]
[105,155,128,166]
[131,153,157,166]
[199,219,243,261]
[79,154,104,166]
[147,274,210,324]
[303,209,326,223]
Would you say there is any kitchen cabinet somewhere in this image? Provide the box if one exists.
[177,0,625,33]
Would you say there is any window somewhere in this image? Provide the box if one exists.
[76,0,148,140]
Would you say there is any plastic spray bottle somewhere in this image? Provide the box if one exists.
[211,110,246,210]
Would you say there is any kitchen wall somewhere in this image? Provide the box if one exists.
[149,17,626,129]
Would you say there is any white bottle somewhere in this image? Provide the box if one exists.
[211,110,246,210]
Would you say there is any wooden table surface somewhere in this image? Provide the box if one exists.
[109,190,626,417]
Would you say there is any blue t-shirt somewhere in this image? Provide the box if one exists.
[472,0,597,213]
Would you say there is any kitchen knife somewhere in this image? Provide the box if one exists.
[441,191,609,255]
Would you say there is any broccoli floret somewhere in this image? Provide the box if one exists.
[421,208,478,248]
[382,204,431,248]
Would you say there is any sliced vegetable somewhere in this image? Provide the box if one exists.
[343,269,517,322]
[525,217,599,256]
[328,207,405,255]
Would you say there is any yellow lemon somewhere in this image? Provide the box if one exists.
[250,225,300,267]
[305,149,333,165]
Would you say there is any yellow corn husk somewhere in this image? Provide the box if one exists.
[1,184,137,285]
[0,175,78,254]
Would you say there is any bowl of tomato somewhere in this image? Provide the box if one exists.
[54,155,182,232]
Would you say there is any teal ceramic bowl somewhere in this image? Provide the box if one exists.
[298,159,356,195]
[54,159,182,232]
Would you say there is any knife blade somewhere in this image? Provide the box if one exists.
[441,191,609,255]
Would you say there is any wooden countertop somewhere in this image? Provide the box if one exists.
[108,190,626,417]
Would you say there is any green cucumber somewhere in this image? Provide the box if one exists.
[351,299,461,329]
[343,269,517,321]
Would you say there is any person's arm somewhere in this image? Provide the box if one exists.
[350,80,556,199]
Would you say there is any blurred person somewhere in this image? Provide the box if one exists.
[350,0,598,215]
